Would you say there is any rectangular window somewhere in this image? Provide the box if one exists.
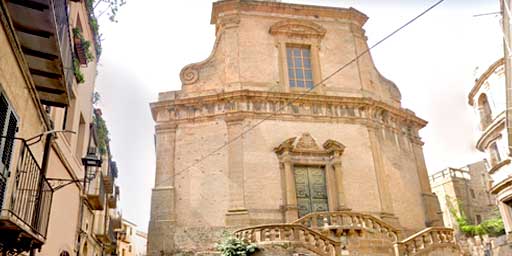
[286,45,314,89]
[0,92,18,208]
[470,189,475,199]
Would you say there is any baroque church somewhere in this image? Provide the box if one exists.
[148,1,458,255]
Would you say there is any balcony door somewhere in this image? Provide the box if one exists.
[294,166,328,217]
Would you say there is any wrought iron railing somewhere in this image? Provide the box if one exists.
[53,0,75,92]
[4,138,53,238]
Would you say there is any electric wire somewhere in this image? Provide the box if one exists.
[155,0,445,187]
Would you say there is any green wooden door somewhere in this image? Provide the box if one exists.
[294,166,328,217]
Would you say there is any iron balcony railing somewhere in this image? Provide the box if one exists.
[1,138,53,239]
[53,0,75,94]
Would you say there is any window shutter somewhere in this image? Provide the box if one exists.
[0,93,18,208]
[2,112,18,170]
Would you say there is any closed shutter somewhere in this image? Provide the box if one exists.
[0,93,18,208]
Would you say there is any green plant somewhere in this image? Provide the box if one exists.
[92,91,101,105]
[73,58,85,83]
[447,197,505,237]
[73,28,95,62]
[216,235,258,256]
[94,113,110,155]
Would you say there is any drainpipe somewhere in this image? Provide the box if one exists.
[30,132,54,256]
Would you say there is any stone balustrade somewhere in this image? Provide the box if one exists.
[293,211,399,242]
[395,227,456,256]
[234,224,341,256]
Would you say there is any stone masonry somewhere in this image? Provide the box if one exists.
[148,1,444,255]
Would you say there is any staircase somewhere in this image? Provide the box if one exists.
[233,211,459,256]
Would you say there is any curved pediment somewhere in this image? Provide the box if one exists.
[269,20,326,38]
[274,133,345,155]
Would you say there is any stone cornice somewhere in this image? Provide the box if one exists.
[476,111,505,151]
[468,58,504,106]
[151,90,427,141]
[211,0,368,27]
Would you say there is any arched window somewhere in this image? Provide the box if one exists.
[489,142,501,167]
[478,93,492,130]
[60,251,70,256]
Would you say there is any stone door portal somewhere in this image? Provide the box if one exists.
[294,166,329,217]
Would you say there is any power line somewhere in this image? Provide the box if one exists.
[156,0,445,186]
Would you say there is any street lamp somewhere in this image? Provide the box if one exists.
[81,152,102,190]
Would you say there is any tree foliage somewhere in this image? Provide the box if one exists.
[447,197,504,237]
[93,0,126,23]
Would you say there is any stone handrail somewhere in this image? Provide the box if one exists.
[234,224,341,256]
[293,211,399,242]
[395,227,455,255]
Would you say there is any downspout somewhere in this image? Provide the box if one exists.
[30,132,54,256]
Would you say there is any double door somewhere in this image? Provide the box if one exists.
[294,166,329,217]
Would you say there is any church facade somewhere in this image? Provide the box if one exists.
[148,1,455,255]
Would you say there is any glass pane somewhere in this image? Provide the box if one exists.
[295,58,302,68]
[297,80,305,87]
[296,69,304,79]
[287,48,292,57]
[306,80,314,89]
[302,48,311,57]
[290,80,296,87]
[288,69,295,79]
[304,58,311,68]
[305,70,312,80]
[287,56,293,68]
[293,48,301,56]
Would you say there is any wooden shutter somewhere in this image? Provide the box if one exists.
[0,93,18,208]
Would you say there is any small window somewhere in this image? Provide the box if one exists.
[60,251,70,256]
[286,45,314,89]
[129,245,132,252]
[476,214,482,224]
[470,189,475,199]
[122,249,125,256]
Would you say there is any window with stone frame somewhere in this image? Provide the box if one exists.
[286,45,314,89]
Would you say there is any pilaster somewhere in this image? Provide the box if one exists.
[225,115,249,226]
[282,152,299,222]
[331,157,349,211]
[367,125,397,224]
[411,139,443,226]
[148,123,178,256]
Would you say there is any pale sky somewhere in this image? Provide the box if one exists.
[93,0,502,231]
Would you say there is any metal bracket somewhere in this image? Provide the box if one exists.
[46,178,82,191]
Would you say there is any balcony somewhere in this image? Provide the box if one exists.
[4,0,73,107]
[86,171,105,210]
[111,213,122,230]
[103,161,117,194]
[95,216,116,245]
[107,186,119,209]
[0,139,53,253]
